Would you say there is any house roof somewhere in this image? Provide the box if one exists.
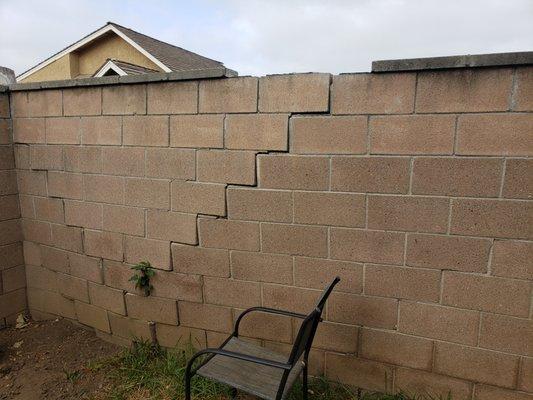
[111,59,160,74]
[94,59,160,77]
[111,23,224,72]
[17,21,228,81]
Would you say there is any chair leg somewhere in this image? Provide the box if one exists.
[302,363,309,400]
[185,370,192,400]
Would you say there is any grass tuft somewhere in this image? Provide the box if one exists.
[88,340,452,400]
[63,368,83,383]
[89,339,230,399]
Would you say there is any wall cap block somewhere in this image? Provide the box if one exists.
[372,51,533,72]
[9,68,236,92]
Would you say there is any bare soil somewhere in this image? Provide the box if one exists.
[0,318,120,400]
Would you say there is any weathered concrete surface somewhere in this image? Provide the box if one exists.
[9,67,237,91]
[0,67,16,85]
[372,51,533,72]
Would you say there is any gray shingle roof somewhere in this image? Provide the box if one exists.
[108,59,159,75]
[110,22,225,72]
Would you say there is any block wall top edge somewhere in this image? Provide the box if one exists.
[6,51,532,91]
[372,51,533,73]
[7,67,233,92]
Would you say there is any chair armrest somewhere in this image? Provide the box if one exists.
[186,347,292,375]
[234,307,307,336]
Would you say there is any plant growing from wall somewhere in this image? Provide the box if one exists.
[129,261,155,296]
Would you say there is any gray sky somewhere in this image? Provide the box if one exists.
[1,0,532,77]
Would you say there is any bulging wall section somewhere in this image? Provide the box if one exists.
[0,89,26,326]
[8,66,533,399]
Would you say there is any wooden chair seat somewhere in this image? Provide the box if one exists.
[197,337,303,400]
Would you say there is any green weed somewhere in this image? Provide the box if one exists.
[129,261,155,296]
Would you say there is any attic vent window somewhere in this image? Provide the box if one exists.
[93,59,128,77]
[102,69,119,76]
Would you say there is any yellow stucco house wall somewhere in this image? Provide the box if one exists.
[77,33,160,77]
[21,53,75,83]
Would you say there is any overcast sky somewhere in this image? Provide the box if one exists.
[1,0,532,77]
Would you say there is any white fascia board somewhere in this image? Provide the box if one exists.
[108,26,171,73]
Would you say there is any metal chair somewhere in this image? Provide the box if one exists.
[185,277,341,400]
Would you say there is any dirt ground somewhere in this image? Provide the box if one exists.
[0,317,120,400]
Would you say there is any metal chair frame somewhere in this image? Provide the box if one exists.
[185,277,341,400]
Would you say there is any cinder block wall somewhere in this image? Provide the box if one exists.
[0,89,26,326]
[8,66,533,399]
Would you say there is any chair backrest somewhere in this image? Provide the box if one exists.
[315,276,341,312]
[287,277,340,365]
